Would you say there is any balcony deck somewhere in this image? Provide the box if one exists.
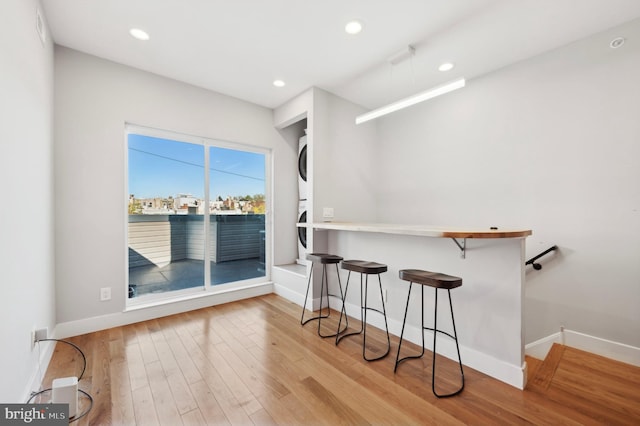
[128,213,266,298]
[129,258,265,297]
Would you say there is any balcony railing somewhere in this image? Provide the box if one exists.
[128,214,265,297]
[128,213,265,266]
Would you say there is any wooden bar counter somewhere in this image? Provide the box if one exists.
[299,221,531,239]
[297,221,533,389]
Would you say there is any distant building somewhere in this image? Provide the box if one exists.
[129,193,263,215]
[174,193,203,214]
[210,199,224,212]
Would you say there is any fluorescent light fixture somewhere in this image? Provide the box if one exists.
[345,20,363,35]
[355,78,465,125]
[273,79,285,87]
[129,28,150,41]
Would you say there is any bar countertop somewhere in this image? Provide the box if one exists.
[297,221,532,239]
[295,220,531,388]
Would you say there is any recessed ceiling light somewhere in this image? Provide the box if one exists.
[438,62,454,72]
[345,20,363,35]
[129,28,150,41]
[273,80,285,87]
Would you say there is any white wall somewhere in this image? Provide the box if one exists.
[275,87,378,225]
[272,88,379,302]
[373,19,640,349]
[0,0,56,402]
[312,89,379,223]
[54,47,295,326]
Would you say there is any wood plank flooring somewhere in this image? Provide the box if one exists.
[38,294,640,425]
[526,343,640,424]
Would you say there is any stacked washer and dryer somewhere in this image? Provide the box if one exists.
[297,133,308,265]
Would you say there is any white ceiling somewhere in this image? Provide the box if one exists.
[40,0,640,110]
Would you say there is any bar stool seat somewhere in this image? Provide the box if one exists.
[306,253,343,264]
[341,260,388,275]
[394,268,465,398]
[336,260,391,361]
[300,253,348,338]
[399,269,462,289]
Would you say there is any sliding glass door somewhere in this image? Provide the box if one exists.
[208,146,266,284]
[126,126,267,302]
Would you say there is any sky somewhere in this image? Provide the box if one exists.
[128,133,265,200]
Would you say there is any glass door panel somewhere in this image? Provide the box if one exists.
[208,146,266,285]
[127,133,205,298]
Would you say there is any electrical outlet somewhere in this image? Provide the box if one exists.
[35,328,47,342]
[32,327,48,348]
[323,207,334,222]
[100,287,111,301]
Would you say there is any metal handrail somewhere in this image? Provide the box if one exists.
[526,245,558,270]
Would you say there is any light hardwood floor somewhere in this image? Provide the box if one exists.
[39,294,640,425]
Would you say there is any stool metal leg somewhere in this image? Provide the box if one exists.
[301,262,328,325]
[394,284,464,397]
[318,263,348,338]
[362,273,390,361]
[335,271,358,343]
[316,263,329,336]
[394,282,426,372]
[336,271,364,343]
[335,264,349,328]
[301,262,347,338]
[431,288,465,397]
[337,272,390,361]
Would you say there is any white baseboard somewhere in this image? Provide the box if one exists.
[272,265,306,307]
[564,330,640,367]
[273,283,305,306]
[526,329,640,367]
[23,335,57,402]
[332,295,525,389]
[525,332,563,360]
[55,283,273,339]
[273,283,331,312]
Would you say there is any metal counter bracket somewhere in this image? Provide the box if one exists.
[451,238,466,259]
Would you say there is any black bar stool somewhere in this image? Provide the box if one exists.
[300,253,348,338]
[336,260,390,361]
[394,269,465,398]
